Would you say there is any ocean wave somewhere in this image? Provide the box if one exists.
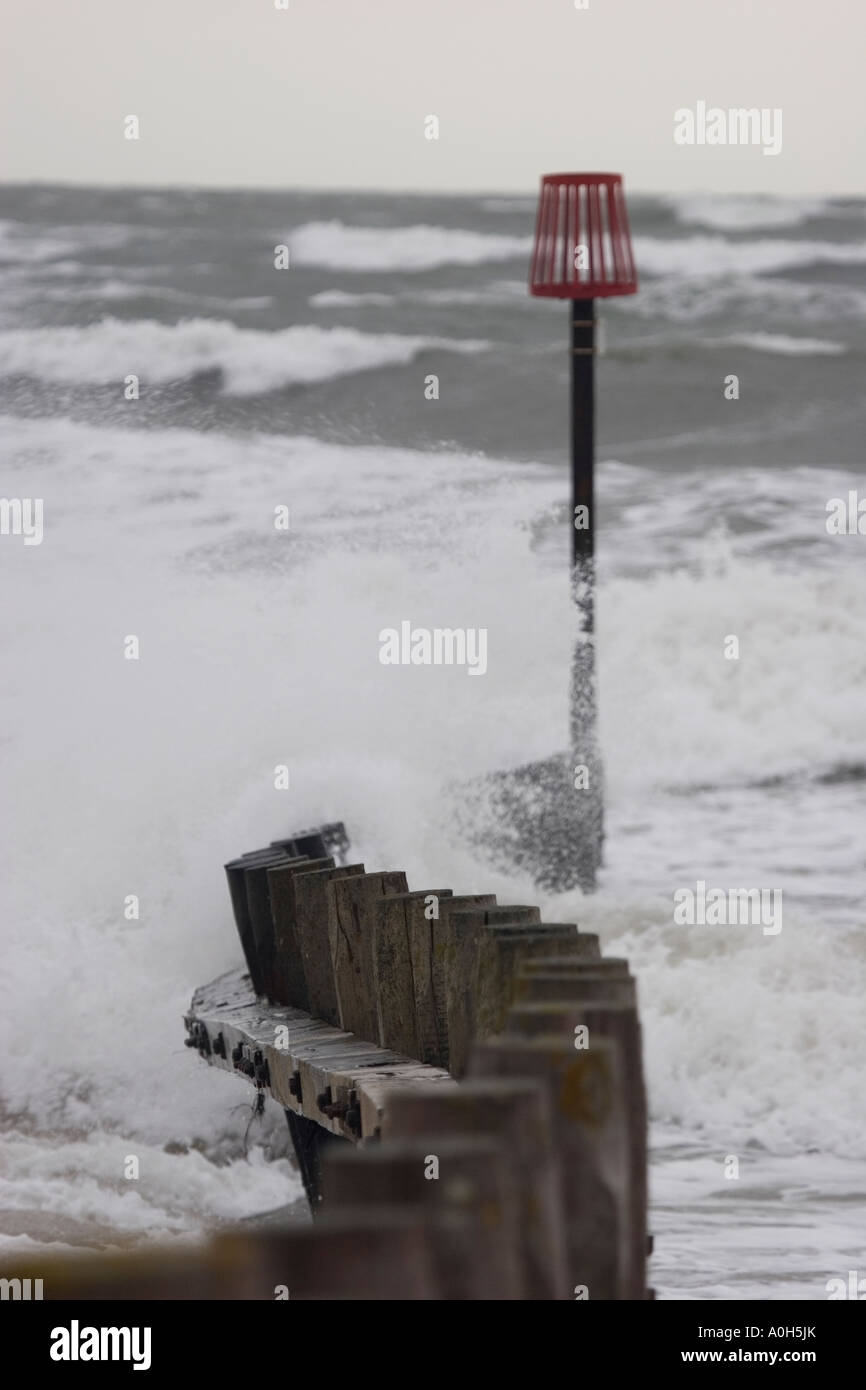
[0,219,145,265]
[667,194,831,231]
[0,317,488,393]
[289,220,532,271]
[634,234,866,278]
[708,332,846,356]
[1,416,865,1167]
[309,289,397,308]
[43,282,273,311]
[1,276,274,311]
[615,273,866,323]
[309,280,526,309]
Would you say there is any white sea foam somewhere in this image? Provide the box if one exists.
[0,412,863,1291]
[707,332,846,356]
[634,234,866,278]
[0,220,145,265]
[289,220,532,271]
[309,281,526,309]
[668,194,830,231]
[1,416,863,1206]
[309,289,397,308]
[35,282,274,311]
[0,317,488,392]
[615,274,866,323]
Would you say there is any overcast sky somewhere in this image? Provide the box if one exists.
[2,0,863,195]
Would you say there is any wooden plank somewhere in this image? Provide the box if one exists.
[185,968,453,1142]
[382,1079,569,1300]
[216,1214,438,1299]
[444,906,551,1077]
[520,952,626,975]
[292,863,365,1025]
[4,1212,437,1300]
[270,823,350,863]
[473,924,585,1051]
[224,851,294,995]
[328,870,408,1040]
[323,1135,523,1299]
[516,969,637,1006]
[408,893,496,1069]
[482,905,542,925]
[243,853,308,1000]
[444,904,541,1078]
[267,856,334,1008]
[469,1033,630,1300]
[503,999,647,1299]
[373,889,453,1054]
[2,1215,437,1300]
[354,1064,457,1140]
[296,1040,402,1128]
[0,1247,231,1301]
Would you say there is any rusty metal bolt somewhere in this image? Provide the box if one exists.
[318,1084,350,1120]
[345,1104,362,1136]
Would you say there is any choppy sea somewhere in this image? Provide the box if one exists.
[0,184,864,1299]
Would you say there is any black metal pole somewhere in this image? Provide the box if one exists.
[568,296,602,888]
[570,296,595,623]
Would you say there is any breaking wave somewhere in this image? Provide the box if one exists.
[0,317,488,393]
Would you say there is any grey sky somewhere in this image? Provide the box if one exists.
[2,0,863,194]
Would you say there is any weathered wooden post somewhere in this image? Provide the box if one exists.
[292,863,366,1025]
[216,1214,439,1300]
[323,1135,523,1299]
[382,1079,570,1300]
[328,870,408,1038]
[444,904,541,1075]
[387,891,497,1068]
[468,1033,629,1299]
[446,911,603,1076]
[504,998,647,1298]
[268,855,335,1008]
[472,923,598,1047]
[224,848,303,998]
[516,966,637,1006]
[373,889,454,1055]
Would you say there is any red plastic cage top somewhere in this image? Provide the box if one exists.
[529,173,638,299]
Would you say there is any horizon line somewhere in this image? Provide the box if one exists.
[0,178,857,201]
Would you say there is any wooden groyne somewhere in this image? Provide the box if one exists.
[183,824,650,1299]
[6,824,649,1300]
